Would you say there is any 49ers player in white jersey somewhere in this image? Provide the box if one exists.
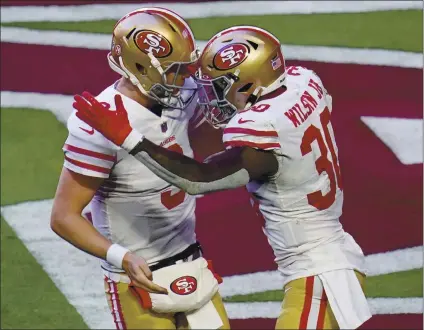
[73,26,372,329]
[50,8,230,330]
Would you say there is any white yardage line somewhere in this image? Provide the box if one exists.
[364,246,423,276]
[361,117,423,165]
[0,91,73,124]
[1,27,422,68]
[1,1,421,23]
[1,27,111,50]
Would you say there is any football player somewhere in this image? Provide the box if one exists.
[50,8,230,330]
[73,26,372,329]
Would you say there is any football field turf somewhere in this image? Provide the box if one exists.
[1,2,422,329]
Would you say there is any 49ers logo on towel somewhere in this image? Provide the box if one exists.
[135,30,172,58]
[170,276,197,295]
[213,43,249,70]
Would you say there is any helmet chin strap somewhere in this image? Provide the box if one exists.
[107,52,152,98]
[243,71,287,109]
[244,87,263,110]
[110,36,172,103]
[107,53,129,78]
[108,52,182,107]
[147,53,165,76]
[108,41,197,109]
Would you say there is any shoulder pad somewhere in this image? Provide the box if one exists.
[67,112,120,151]
[223,105,280,151]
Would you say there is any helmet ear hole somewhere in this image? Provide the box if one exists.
[136,63,147,75]
[246,40,259,50]
[168,23,177,32]
[125,28,136,39]
[238,83,253,93]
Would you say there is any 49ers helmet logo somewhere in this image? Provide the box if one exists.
[170,276,197,295]
[134,30,172,58]
[213,43,249,70]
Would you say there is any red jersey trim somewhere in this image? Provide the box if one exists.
[224,127,278,137]
[224,140,281,149]
[64,144,116,162]
[65,155,111,174]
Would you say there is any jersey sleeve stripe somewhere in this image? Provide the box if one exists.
[64,144,116,162]
[224,140,281,149]
[64,155,111,174]
[223,127,279,137]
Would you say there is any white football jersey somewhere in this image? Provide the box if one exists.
[63,80,200,271]
[223,66,366,285]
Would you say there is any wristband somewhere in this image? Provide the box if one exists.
[106,244,130,269]
[121,129,144,152]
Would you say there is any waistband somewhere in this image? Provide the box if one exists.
[149,242,202,272]
[103,242,203,282]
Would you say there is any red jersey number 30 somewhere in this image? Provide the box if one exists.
[300,107,343,210]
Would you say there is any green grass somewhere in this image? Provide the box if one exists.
[1,108,68,206]
[224,269,423,303]
[2,10,422,52]
[1,217,88,329]
[0,108,87,328]
[366,269,423,298]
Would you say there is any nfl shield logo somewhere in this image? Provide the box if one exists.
[161,122,168,133]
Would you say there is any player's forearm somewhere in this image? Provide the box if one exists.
[51,213,131,270]
[126,138,250,195]
[51,212,112,259]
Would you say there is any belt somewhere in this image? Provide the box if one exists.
[102,242,203,281]
[149,242,203,272]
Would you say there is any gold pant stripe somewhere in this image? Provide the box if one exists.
[299,276,314,329]
[276,276,337,330]
[276,272,365,330]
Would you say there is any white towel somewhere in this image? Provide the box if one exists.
[318,269,372,329]
[186,300,223,329]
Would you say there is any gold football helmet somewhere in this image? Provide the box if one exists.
[195,26,287,127]
[108,7,199,109]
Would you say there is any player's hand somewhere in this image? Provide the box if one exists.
[73,91,133,146]
[122,252,168,295]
